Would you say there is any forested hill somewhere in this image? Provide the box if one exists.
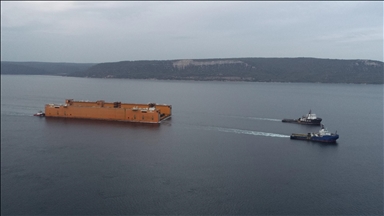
[2,58,383,84]
[70,58,383,84]
[1,61,95,76]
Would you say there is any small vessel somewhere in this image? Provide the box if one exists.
[290,125,339,143]
[33,111,45,117]
[282,110,322,125]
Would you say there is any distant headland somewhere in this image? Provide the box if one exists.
[1,57,383,84]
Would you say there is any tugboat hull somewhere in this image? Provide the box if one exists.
[282,118,322,125]
[290,133,339,143]
[290,125,339,143]
[282,110,322,125]
[33,111,45,117]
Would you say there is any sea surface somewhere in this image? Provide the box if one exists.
[1,75,383,215]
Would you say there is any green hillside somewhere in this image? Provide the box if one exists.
[71,58,383,84]
[2,58,383,84]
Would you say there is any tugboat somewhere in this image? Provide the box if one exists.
[290,124,339,143]
[282,110,322,125]
[33,111,45,117]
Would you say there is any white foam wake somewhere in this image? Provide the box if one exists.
[205,126,290,138]
[1,111,32,117]
[226,115,281,122]
[247,117,281,122]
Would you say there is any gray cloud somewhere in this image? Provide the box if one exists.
[1,1,382,63]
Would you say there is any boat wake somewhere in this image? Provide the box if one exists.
[247,117,281,122]
[204,126,290,138]
[226,115,281,122]
[1,111,33,117]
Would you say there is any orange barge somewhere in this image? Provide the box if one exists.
[44,99,172,123]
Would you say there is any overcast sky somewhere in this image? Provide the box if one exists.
[1,1,383,63]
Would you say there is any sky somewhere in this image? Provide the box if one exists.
[1,1,383,63]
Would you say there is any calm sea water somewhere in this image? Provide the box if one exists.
[1,75,383,215]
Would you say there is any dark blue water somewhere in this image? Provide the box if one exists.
[1,75,383,215]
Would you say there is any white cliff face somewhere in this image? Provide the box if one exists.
[172,59,245,69]
[362,60,382,67]
[355,60,382,67]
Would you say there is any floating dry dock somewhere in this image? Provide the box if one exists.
[45,99,172,123]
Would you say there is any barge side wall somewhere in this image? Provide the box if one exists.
[45,105,162,123]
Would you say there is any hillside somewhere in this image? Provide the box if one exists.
[2,58,383,84]
[70,58,383,84]
[1,61,96,76]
